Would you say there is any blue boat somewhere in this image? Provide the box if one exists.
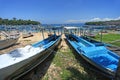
[65,34,120,77]
[0,34,61,80]
[80,36,105,46]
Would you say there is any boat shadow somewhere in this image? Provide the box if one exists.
[64,38,110,80]
[17,40,61,80]
[66,67,96,80]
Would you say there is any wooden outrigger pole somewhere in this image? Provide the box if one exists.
[100,29,103,42]
[41,27,44,40]
[58,28,59,35]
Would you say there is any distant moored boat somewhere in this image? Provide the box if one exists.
[22,32,33,38]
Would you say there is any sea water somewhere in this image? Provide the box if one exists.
[0,23,84,32]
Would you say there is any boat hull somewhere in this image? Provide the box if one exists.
[22,33,33,38]
[65,35,118,77]
[0,36,61,80]
[0,37,19,49]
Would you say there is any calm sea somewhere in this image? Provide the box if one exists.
[0,23,85,32]
[42,23,84,27]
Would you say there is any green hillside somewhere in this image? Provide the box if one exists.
[85,20,120,26]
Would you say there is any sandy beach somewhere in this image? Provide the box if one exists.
[0,30,110,54]
[0,32,54,54]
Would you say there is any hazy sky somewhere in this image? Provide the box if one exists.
[0,0,120,24]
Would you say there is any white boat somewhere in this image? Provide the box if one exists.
[0,37,19,49]
[0,34,61,80]
[0,31,20,49]
[22,32,33,38]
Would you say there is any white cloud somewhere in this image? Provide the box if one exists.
[90,17,112,22]
[115,16,120,20]
[65,16,120,23]
[90,17,120,22]
[103,18,112,21]
[90,18,101,21]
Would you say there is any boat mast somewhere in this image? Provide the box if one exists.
[42,28,44,39]
[100,29,103,42]
[58,28,59,35]
[40,25,44,40]
[78,27,79,36]
[61,28,62,35]
[80,28,82,36]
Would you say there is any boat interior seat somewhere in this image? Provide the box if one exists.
[49,36,58,41]
[32,40,46,47]
[68,36,79,42]
[82,37,95,43]
[81,36,104,46]
[47,35,58,42]
[86,47,108,57]
[91,53,118,70]
[94,43,104,46]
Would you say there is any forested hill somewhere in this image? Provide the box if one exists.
[85,20,120,26]
[0,17,40,25]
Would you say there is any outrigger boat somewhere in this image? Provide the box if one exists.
[0,34,61,80]
[22,32,33,38]
[0,31,20,49]
[80,36,105,46]
[0,37,19,50]
[66,34,120,77]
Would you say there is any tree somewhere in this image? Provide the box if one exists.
[13,17,17,21]
[0,17,41,25]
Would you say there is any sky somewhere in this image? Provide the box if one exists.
[0,0,120,24]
